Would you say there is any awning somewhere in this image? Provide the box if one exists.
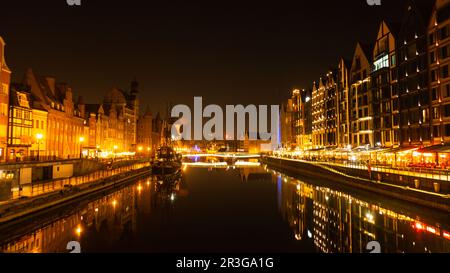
[418,143,450,153]
[379,146,419,154]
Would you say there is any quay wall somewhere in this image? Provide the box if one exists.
[262,157,450,213]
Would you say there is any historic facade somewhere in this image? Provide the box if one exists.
[0,37,11,162]
[23,69,85,159]
[136,106,153,155]
[7,84,33,161]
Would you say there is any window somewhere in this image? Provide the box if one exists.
[373,55,389,71]
[41,121,44,129]
[432,88,439,101]
[430,33,436,44]
[1,84,8,95]
[431,69,438,82]
[444,104,450,117]
[36,120,39,129]
[441,45,449,59]
[444,84,450,98]
[391,54,396,67]
[430,51,437,63]
[441,65,449,79]
[433,107,440,119]
[440,25,449,40]
[434,125,441,137]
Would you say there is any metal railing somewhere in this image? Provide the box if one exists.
[12,162,150,200]
[275,155,450,182]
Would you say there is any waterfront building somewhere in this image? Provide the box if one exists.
[102,81,139,153]
[137,106,153,155]
[337,58,351,148]
[324,71,338,147]
[397,2,434,147]
[280,96,294,149]
[30,104,48,159]
[350,42,374,148]
[0,37,11,162]
[7,84,33,160]
[23,69,85,159]
[372,20,400,148]
[294,89,313,150]
[302,89,313,150]
[312,80,326,148]
[428,0,450,144]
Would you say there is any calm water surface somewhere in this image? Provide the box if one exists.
[1,164,449,253]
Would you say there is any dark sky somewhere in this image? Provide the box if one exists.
[1,0,430,115]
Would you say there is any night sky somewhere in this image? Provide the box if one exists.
[1,0,431,114]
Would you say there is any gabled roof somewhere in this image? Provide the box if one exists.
[359,43,374,63]
[0,36,11,73]
[399,0,435,39]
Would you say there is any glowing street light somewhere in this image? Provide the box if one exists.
[79,137,85,158]
[36,133,44,161]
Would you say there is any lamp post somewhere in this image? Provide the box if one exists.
[36,133,44,161]
[79,137,85,159]
[138,146,143,158]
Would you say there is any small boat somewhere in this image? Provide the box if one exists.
[152,146,182,176]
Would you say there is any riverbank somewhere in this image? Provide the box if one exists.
[0,166,151,231]
[262,156,450,213]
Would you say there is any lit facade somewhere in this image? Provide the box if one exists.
[350,42,374,147]
[136,106,153,155]
[23,69,85,159]
[429,0,450,144]
[324,72,338,147]
[312,80,326,148]
[30,108,48,158]
[280,97,293,149]
[0,37,11,162]
[7,84,33,160]
[372,21,399,148]
[337,58,351,148]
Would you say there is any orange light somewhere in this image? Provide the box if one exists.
[414,222,425,230]
[75,225,83,236]
[426,226,437,235]
[443,231,450,240]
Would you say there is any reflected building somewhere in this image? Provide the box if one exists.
[0,181,140,253]
[274,171,450,253]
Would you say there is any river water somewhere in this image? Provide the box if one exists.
[0,164,449,253]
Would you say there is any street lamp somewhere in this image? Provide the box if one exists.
[36,133,44,161]
[113,145,118,160]
[79,137,85,159]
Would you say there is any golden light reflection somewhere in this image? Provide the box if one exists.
[75,225,83,237]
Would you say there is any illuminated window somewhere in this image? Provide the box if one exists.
[373,55,389,72]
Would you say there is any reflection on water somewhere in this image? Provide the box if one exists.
[0,163,449,253]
